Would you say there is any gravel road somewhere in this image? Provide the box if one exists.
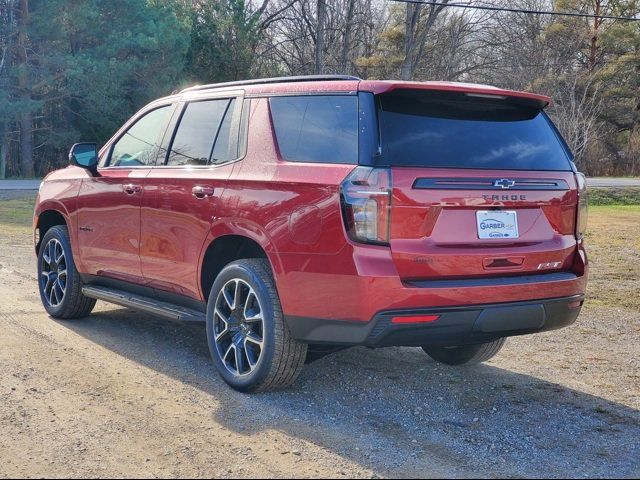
[0,199,638,478]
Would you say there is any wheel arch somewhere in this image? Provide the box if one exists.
[34,208,69,254]
[198,222,282,302]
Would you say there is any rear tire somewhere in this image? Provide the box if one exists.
[422,338,506,366]
[37,225,96,319]
[206,259,307,393]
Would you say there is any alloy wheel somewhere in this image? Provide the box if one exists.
[213,278,265,377]
[40,238,67,307]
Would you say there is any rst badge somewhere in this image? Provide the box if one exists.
[476,211,519,239]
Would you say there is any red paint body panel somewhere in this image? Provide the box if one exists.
[77,168,149,283]
[389,168,579,280]
[34,77,588,339]
[141,164,236,299]
[34,166,87,264]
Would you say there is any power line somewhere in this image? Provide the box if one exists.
[389,0,640,22]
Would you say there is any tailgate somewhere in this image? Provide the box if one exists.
[390,168,578,280]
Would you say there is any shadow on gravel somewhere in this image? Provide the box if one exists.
[55,308,640,478]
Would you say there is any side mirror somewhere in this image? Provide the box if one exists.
[69,143,98,174]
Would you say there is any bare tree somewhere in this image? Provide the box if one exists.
[400,0,450,80]
[340,0,357,73]
[546,73,603,171]
[314,0,326,73]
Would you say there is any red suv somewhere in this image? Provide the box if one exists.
[34,76,588,392]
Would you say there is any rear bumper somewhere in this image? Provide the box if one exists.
[286,294,584,347]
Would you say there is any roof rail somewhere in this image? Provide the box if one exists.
[180,75,362,93]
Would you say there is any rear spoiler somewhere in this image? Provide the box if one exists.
[359,81,551,109]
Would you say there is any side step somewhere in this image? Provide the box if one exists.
[82,285,206,323]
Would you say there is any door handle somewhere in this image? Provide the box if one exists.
[192,185,215,199]
[123,183,141,195]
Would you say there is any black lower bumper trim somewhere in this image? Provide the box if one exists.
[405,272,577,289]
[286,295,584,347]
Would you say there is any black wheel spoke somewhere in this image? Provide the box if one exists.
[214,308,231,342]
[234,341,246,375]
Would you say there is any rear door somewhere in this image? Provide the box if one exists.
[377,89,579,281]
[140,95,244,299]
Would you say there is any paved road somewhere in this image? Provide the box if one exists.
[0,180,41,190]
[2,177,639,191]
[588,177,640,188]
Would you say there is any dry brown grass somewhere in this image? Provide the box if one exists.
[586,206,640,309]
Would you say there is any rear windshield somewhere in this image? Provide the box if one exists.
[378,92,572,171]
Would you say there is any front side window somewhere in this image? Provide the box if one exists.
[109,105,173,167]
[269,95,358,164]
[167,98,236,166]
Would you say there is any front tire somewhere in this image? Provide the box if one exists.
[37,225,96,319]
[422,338,506,366]
[206,259,307,393]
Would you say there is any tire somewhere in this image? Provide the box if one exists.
[205,259,307,393]
[422,338,506,366]
[37,225,96,319]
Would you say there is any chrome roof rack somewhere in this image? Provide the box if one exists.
[180,75,362,93]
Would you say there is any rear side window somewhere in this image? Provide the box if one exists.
[379,92,572,171]
[269,95,358,164]
[167,98,237,166]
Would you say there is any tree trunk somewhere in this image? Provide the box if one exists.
[0,124,7,180]
[401,3,420,80]
[17,0,34,177]
[400,1,449,81]
[340,0,356,74]
[314,0,326,74]
[588,0,602,71]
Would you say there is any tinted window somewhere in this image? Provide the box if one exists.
[109,105,173,167]
[379,92,571,171]
[270,96,358,164]
[211,101,237,164]
[167,99,236,166]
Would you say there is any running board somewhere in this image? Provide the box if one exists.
[81,285,206,323]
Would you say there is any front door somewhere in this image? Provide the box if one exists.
[77,104,175,284]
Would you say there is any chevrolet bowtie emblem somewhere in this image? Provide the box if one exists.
[494,179,516,189]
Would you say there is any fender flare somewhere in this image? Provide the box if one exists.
[34,200,76,255]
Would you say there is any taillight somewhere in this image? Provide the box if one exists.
[340,167,392,245]
[575,172,588,240]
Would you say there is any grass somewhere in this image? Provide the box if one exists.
[0,196,35,235]
[585,205,640,309]
[589,188,640,206]
[0,195,638,310]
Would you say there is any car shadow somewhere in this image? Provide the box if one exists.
[54,307,640,478]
